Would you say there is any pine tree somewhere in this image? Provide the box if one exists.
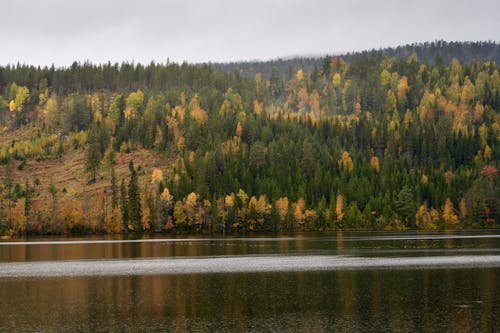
[395,186,416,227]
[127,160,142,232]
[85,126,101,183]
[24,181,35,232]
[120,179,128,232]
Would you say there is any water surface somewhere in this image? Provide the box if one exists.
[1,231,498,332]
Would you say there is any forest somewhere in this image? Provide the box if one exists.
[0,41,498,236]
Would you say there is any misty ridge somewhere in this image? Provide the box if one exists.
[2,40,500,82]
[211,41,500,78]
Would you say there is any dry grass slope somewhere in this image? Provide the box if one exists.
[0,130,171,229]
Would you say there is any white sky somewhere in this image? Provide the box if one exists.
[1,0,499,66]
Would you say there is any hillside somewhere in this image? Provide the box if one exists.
[0,41,499,235]
[210,41,500,78]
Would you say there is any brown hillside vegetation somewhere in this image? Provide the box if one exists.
[0,127,170,234]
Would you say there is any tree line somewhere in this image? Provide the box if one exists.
[0,42,498,235]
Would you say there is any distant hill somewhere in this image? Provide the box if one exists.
[0,40,499,236]
[211,41,500,78]
[344,40,500,65]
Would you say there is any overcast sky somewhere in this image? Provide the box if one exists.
[1,0,499,66]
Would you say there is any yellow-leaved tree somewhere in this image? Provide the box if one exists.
[9,100,16,112]
[418,90,436,123]
[160,187,174,208]
[253,99,263,115]
[9,83,30,113]
[296,69,304,81]
[235,121,243,138]
[8,82,30,124]
[442,198,458,225]
[275,197,289,224]
[354,98,362,114]
[42,93,59,129]
[188,94,208,125]
[472,102,484,123]
[225,194,235,210]
[415,204,439,229]
[338,151,354,173]
[380,69,391,86]
[124,89,144,120]
[219,89,244,116]
[151,168,163,186]
[397,76,408,104]
[370,156,380,173]
[185,192,199,226]
[255,195,271,217]
[335,193,344,222]
[293,198,306,225]
[332,73,341,88]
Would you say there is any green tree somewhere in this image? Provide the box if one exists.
[85,128,101,183]
[395,186,416,227]
[249,141,266,172]
[127,160,142,231]
[465,166,499,225]
[300,139,316,174]
[173,201,187,229]
[9,83,30,126]
[120,179,129,232]
[24,181,35,232]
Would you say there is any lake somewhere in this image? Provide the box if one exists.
[1,231,499,332]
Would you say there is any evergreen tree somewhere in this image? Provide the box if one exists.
[85,126,102,183]
[120,179,128,232]
[395,186,416,227]
[24,180,35,232]
[127,160,142,232]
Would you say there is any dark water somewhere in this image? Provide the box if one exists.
[1,231,499,332]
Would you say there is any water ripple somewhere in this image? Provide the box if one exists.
[1,254,499,278]
[1,233,499,246]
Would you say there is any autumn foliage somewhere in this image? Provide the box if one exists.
[0,42,499,235]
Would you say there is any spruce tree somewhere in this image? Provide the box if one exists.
[395,186,416,227]
[120,179,129,232]
[24,181,35,232]
[84,126,101,183]
[127,160,142,232]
